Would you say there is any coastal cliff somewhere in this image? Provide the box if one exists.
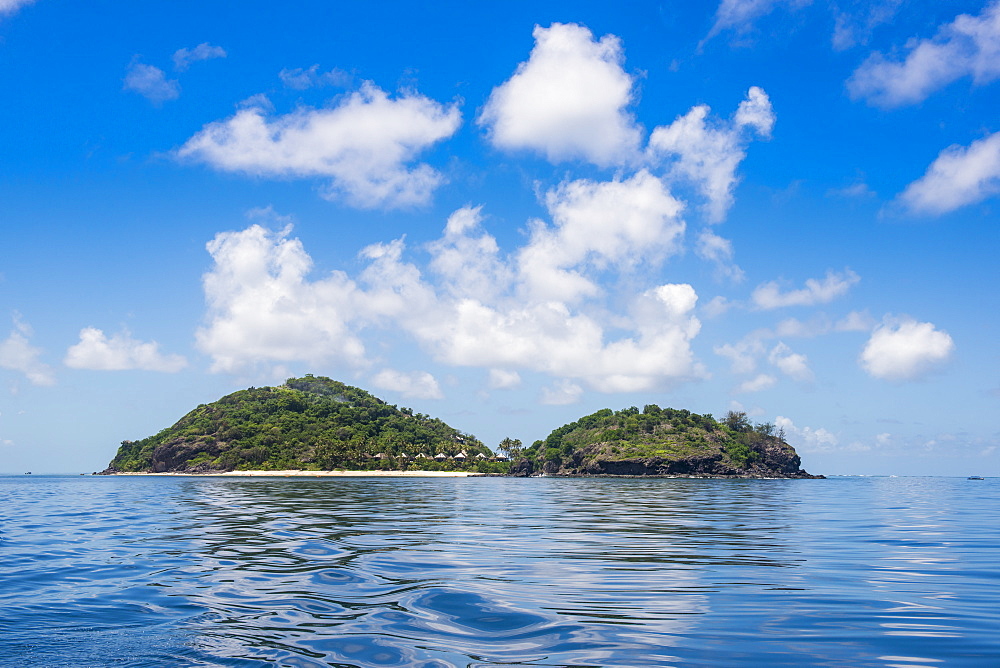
[507,406,821,478]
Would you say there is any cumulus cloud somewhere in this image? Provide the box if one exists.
[0,0,34,16]
[279,65,351,89]
[848,2,1000,107]
[177,83,461,209]
[775,415,839,452]
[752,269,860,309]
[896,131,1000,215]
[371,369,443,399]
[735,373,777,393]
[196,224,367,374]
[64,328,187,372]
[0,315,54,386]
[518,171,685,303]
[173,43,227,71]
[478,22,641,166]
[197,195,704,392]
[123,61,180,104]
[768,341,813,382]
[860,316,954,381]
[647,86,774,222]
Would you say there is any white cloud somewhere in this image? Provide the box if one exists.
[478,22,641,167]
[832,0,903,51]
[735,373,777,393]
[426,206,512,303]
[123,61,180,104]
[848,2,1000,107]
[0,315,54,386]
[197,194,704,393]
[836,310,875,332]
[896,131,1000,215]
[775,415,839,452]
[703,295,735,318]
[751,269,860,309]
[696,229,745,282]
[768,341,813,382]
[64,328,187,372]
[488,368,521,390]
[370,369,443,400]
[706,0,808,40]
[715,338,764,374]
[177,83,461,209]
[173,43,227,71]
[518,171,685,303]
[859,316,954,381]
[647,86,774,222]
[0,0,34,16]
[540,379,584,405]
[196,224,367,374]
[279,64,351,89]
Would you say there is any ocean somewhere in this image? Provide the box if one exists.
[1,475,997,667]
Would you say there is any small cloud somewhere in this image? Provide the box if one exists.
[836,310,875,332]
[895,131,1000,216]
[488,368,521,390]
[847,2,1000,108]
[735,373,777,394]
[124,60,180,104]
[695,229,745,282]
[540,379,583,405]
[828,181,876,198]
[173,43,227,71]
[0,314,55,386]
[859,315,954,381]
[768,342,813,382]
[752,269,860,309]
[775,415,839,453]
[64,328,187,372]
[703,295,735,318]
[0,0,34,17]
[371,369,443,399]
[279,64,352,89]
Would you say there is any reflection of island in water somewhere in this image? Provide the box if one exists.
[101,375,820,479]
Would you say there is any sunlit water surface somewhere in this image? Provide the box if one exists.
[1,475,997,667]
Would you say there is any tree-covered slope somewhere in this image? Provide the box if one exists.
[107,375,498,473]
[510,405,819,478]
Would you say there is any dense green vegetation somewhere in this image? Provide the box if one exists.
[109,375,504,473]
[514,406,803,476]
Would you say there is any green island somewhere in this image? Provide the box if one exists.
[104,375,819,478]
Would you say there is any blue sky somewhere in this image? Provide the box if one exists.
[1,0,998,475]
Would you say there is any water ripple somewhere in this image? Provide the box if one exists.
[1,475,998,666]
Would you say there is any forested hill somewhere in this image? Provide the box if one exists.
[509,405,820,478]
[107,375,495,473]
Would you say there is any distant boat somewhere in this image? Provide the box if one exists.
[23,472,31,475]
[968,476,985,480]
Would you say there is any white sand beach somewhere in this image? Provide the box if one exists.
[113,470,485,477]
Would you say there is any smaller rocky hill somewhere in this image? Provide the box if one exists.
[509,406,820,478]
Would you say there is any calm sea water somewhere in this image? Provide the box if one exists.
[1,475,997,667]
